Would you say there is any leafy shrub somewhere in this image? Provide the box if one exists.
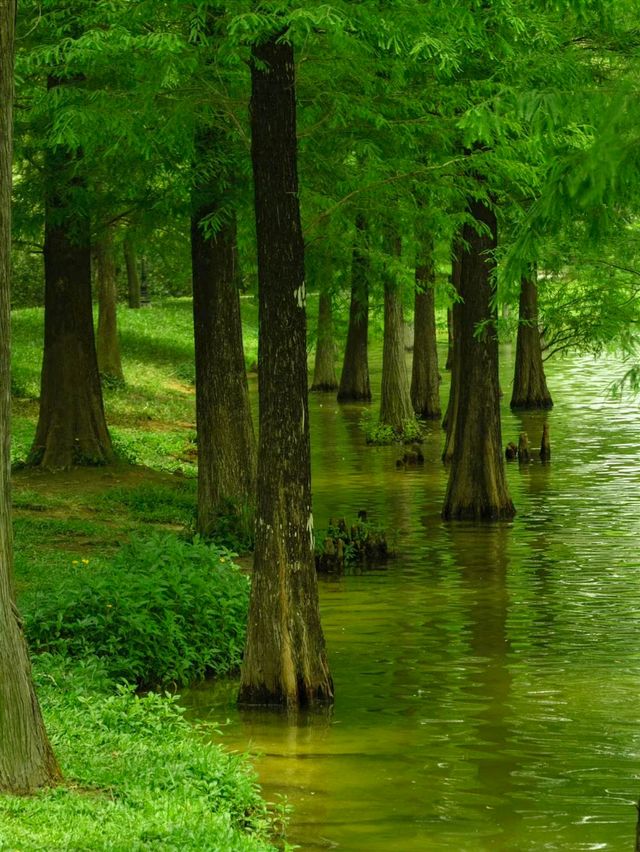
[24,534,250,687]
[0,654,277,851]
[359,409,425,445]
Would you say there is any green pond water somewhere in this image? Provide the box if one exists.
[184,345,640,851]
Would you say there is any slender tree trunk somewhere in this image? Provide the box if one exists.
[238,35,333,708]
[96,225,124,383]
[442,196,515,520]
[0,0,61,792]
[380,230,413,431]
[337,214,371,402]
[191,152,256,533]
[442,236,462,459]
[510,272,553,409]
[123,232,141,309]
[410,234,441,420]
[311,290,338,391]
[445,307,454,370]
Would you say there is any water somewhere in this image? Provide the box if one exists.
[184,347,640,850]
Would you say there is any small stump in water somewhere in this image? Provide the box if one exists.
[505,426,551,463]
[315,511,391,574]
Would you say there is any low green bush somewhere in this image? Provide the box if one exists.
[0,655,277,851]
[359,409,425,445]
[24,534,249,687]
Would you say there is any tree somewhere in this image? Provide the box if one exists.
[510,271,553,409]
[337,214,372,402]
[123,230,141,309]
[0,0,60,792]
[310,288,339,392]
[442,192,515,521]
[238,31,333,708]
[410,230,441,420]
[96,223,125,384]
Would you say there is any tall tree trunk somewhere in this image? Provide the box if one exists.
[123,231,141,309]
[410,233,441,420]
[442,235,462,460]
[30,87,114,470]
[0,0,61,792]
[380,230,413,431]
[191,157,256,533]
[311,289,338,392]
[510,272,553,409]
[96,225,124,383]
[337,214,371,402]
[238,35,333,708]
[442,197,515,520]
[445,307,454,370]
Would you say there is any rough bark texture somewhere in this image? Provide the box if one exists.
[0,0,61,792]
[123,232,141,309]
[96,226,124,382]
[238,35,333,708]
[380,231,413,431]
[442,197,515,520]
[337,215,371,402]
[410,236,441,420]
[310,290,338,391]
[191,170,256,533]
[510,273,553,409]
[442,237,462,459]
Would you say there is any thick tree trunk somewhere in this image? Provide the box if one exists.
[510,273,553,409]
[238,35,333,708]
[96,225,124,383]
[380,231,413,431]
[0,0,61,793]
[442,237,462,460]
[410,235,440,420]
[311,290,338,391]
[191,166,256,533]
[31,124,114,469]
[337,214,371,402]
[123,232,141,309]
[442,197,515,520]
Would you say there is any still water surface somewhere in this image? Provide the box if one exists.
[184,347,640,851]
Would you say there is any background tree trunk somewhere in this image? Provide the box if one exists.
[0,0,61,792]
[380,230,413,431]
[311,290,338,391]
[410,234,441,420]
[96,225,124,383]
[510,272,553,409]
[442,197,515,520]
[442,236,462,459]
[238,35,333,709]
[445,307,454,370]
[191,168,256,533]
[337,214,371,402]
[123,231,141,309]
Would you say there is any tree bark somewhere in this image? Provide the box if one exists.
[337,214,371,402]
[380,230,413,431]
[0,0,61,792]
[310,290,338,391]
[510,272,553,409]
[442,236,462,460]
[96,225,124,383]
[123,231,141,309]
[191,157,256,533]
[442,196,515,520]
[238,34,333,708]
[410,234,441,420]
[30,102,114,470]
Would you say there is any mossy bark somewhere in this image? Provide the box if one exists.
[410,236,440,420]
[510,273,553,410]
[238,35,333,709]
[0,1,61,792]
[123,231,141,309]
[191,158,256,533]
[31,79,113,470]
[311,290,338,392]
[337,214,371,402]
[96,225,124,383]
[380,231,413,431]
[442,197,515,520]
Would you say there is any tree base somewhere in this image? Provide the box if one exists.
[310,382,339,392]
